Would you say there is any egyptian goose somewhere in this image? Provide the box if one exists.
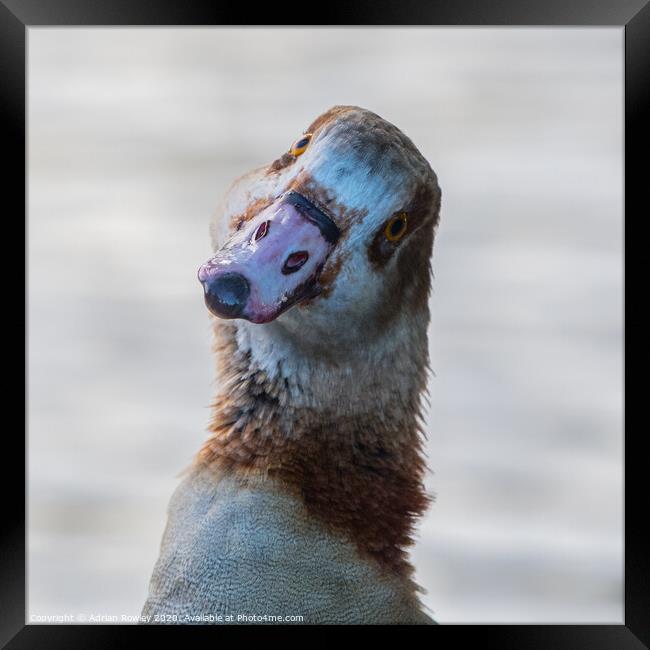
[142,106,442,624]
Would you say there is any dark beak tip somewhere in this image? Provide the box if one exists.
[203,272,250,319]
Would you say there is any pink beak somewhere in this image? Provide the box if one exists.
[198,192,340,324]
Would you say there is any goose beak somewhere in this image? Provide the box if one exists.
[198,192,340,323]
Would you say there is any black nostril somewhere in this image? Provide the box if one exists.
[202,272,250,319]
[282,251,309,275]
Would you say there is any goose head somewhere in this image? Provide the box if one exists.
[199,106,441,356]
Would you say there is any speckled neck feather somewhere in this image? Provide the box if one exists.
[196,310,432,577]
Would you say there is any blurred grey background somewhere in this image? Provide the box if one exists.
[27,28,623,623]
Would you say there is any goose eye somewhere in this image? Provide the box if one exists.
[290,133,312,156]
[385,212,408,242]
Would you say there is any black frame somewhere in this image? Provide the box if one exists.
[5,0,645,645]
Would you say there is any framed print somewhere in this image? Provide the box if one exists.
[4,0,646,644]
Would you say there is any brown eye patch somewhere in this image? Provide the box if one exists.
[268,133,313,174]
[367,180,441,270]
[268,152,295,173]
[385,212,408,242]
[368,211,409,268]
[290,134,312,156]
